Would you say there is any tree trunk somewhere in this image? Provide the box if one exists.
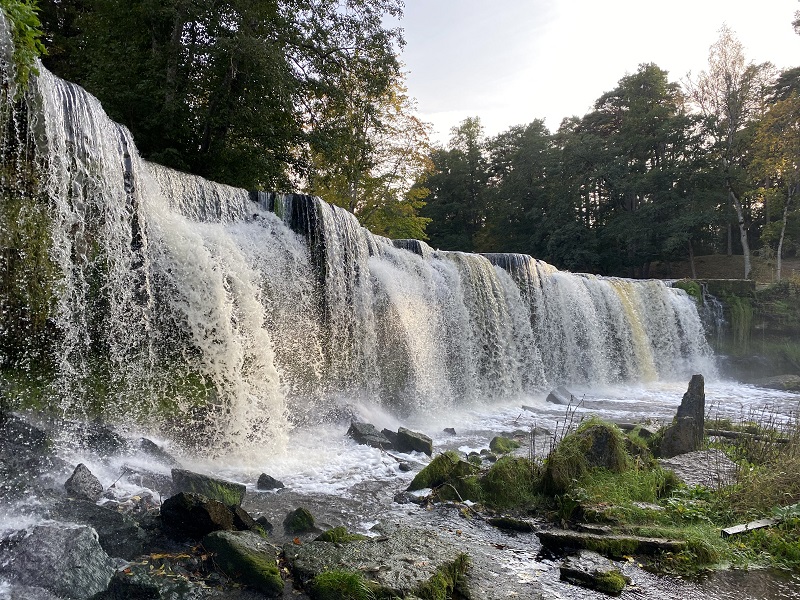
[729,189,751,279]
[776,185,794,282]
[727,224,733,256]
[688,240,697,279]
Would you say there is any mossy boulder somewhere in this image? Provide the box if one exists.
[203,530,282,596]
[543,419,629,494]
[310,570,375,600]
[171,468,245,506]
[407,451,479,492]
[489,435,520,454]
[315,526,368,543]
[480,456,538,509]
[284,507,316,534]
[160,492,236,540]
[560,550,629,595]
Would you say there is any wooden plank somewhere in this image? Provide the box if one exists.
[721,518,779,538]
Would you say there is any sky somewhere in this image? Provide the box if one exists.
[396,1,800,145]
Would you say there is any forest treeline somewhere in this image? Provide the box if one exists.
[3,1,800,278]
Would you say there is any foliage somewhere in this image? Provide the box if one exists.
[0,0,46,91]
[310,570,375,600]
[413,553,470,600]
[479,456,538,510]
[407,450,478,492]
[488,435,520,454]
[315,527,368,543]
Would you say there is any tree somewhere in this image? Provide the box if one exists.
[686,26,774,278]
[37,0,405,191]
[750,92,800,280]
[420,117,489,251]
[306,73,433,240]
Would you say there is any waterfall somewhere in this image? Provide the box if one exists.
[0,55,717,455]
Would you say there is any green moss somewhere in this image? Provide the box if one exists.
[725,294,754,353]
[284,507,316,534]
[593,569,628,595]
[315,526,368,543]
[310,570,375,600]
[480,456,538,510]
[202,532,283,596]
[674,279,702,304]
[408,451,478,492]
[413,553,470,600]
[489,436,520,454]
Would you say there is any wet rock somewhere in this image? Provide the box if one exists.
[160,491,236,540]
[393,491,426,505]
[660,374,705,458]
[0,523,115,599]
[65,463,104,501]
[407,451,479,492]
[538,528,687,556]
[203,530,283,597]
[231,504,267,535]
[546,385,575,405]
[51,498,149,560]
[2,585,63,600]
[172,468,246,506]
[489,436,520,454]
[382,428,399,447]
[121,465,176,498]
[487,516,536,532]
[346,421,393,449]
[256,473,285,490]
[256,516,274,535]
[285,522,469,598]
[96,562,208,600]
[560,550,630,595]
[396,427,433,456]
[139,438,180,467]
[82,422,129,456]
[0,414,55,497]
[757,374,800,391]
[659,448,737,490]
[283,507,316,534]
[443,427,457,436]
[398,461,413,472]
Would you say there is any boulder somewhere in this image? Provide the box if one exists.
[407,451,479,492]
[65,463,104,501]
[346,421,393,449]
[396,427,433,456]
[0,523,115,599]
[660,374,705,458]
[560,550,630,595]
[0,414,55,496]
[284,522,469,598]
[283,507,316,534]
[256,473,285,491]
[97,563,209,600]
[546,385,574,405]
[381,428,399,447]
[757,374,800,392]
[203,530,283,597]
[138,438,180,467]
[443,427,457,436]
[256,515,274,535]
[171,468,246,506]
[160,491,236,540]
[489,436,520,454]
[51,498,149,560]
[81,422,129,456]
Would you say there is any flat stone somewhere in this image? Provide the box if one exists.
[172,468,246,506]
[284,522,468,597]
[396,427,433,456]
[203,530,283,596]
[659,449,737,489]
[546,386,574,405]
[560,550,629,595]
[538,528,687,556]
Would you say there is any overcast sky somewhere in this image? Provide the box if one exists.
[397,1,800,145]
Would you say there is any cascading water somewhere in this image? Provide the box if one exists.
[1,55,717,457]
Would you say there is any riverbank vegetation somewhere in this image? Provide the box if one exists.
[414,414,800,575]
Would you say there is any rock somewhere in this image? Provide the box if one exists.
[284,522,469,598]
[443,427,457,436]
[0,523,115,599]
[65,463,104,501]
[1,585,63,600]
[381,428,399,447]
[256,515,274,535]
[0,414,55,494]
[396,427,433,456]
[659,448,737,489]
[346,421,393,449]
[171,468,246,506]
[393,491,426,505]
[398,461,413,472]
[256,473,285,490]
[97,562,210,600]
[82,422,129,456]
[121,465,176,498]
[51,498,149,560]
[560,550,630,595]
[138,438,180,467]
[407,451,479,492]
[283,507,316,534]
[660,374,705,458]
[546,385,575,405]
[489,436,520,454]
[160,491,236,540]
[757,374,800,392]
[487,517,536,532]
[537,528,687,556]
[231,504,267,534]
[203,530,283,597]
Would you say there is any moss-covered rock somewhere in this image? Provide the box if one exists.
[559,550,630,595]
[489,436,521,454]
[284,507,316,534]
[309,570,375,600]
[171,468,246,506]
[202,530,282,596]
[480,457,538,509]
[315,527,368,543]
[407,451,479,492]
